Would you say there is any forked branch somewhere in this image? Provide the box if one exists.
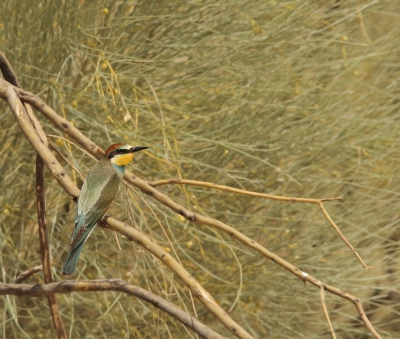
[0,77,253,339]
[0,279,228,339]
[149,179,369,270]
[0,53,382,339]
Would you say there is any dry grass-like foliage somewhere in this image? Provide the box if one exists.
[0,1,399,338]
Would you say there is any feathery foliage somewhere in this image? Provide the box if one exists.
[0,1,399,338]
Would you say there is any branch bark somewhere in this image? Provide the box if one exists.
[13,265,44,284]
[0,279,228,339]
[14,80,382,339]
[0,78,253,339]
[0,56,382,338]
[36,155,67,339]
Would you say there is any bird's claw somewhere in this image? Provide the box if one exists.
[98,213,110,228]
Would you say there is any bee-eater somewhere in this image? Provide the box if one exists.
[62,143,148,275]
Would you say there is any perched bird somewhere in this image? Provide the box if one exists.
[62,143,148,275]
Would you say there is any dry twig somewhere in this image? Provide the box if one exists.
[13,265,44,284]
[150,179,370,269]
[0,279,228,339]
[0,78,253,339]
[0,51,67,339]
[36,155,67,339]
[0,51,383,339]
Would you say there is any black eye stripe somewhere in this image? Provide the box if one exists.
[108,148,130,159]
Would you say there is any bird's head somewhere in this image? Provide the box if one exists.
[105,143,148,167]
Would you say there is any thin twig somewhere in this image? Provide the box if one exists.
[50,141,85,180]
[150,178,343,203]
[318,202,372,270]
[319,285,336,339]
[13,265,44,284]
[149,178,369,270]
[0,53,66,339]
[0,79,253,339]
[0,279,228,339]
[36,155,67,339]
[3,79,382,339]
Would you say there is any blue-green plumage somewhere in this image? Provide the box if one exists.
[62,143,148,276]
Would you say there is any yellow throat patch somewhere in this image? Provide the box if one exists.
[111,153,134,167]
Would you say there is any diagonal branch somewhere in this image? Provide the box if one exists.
[0,51,21,87]
[36,155,67,339]
[0,279,228,339]
[1,78,383,339]
[0,51,67,339]
[149,179,369,270]
[150,178,343,203]
[13,265,44,284]
[0,78,253,339]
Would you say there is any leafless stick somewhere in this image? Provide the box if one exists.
[49,141,85,180]
[0,54,66,339]
[0,80,252,339]
[319,285,336,339]
[0,279,228,339]
[0,51,21,87]
[3,79,382,339]
[36,155,67,339]
[13,82,370,270]
[150,179,343,203]
[10,82,370,269]
[149,179,369,270]
[318,202,372,270]
[13,265,44,284]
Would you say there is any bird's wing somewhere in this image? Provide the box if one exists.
[69,170,120,250]
[76,163,110,218]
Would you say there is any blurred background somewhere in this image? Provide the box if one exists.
[0,1,399,338]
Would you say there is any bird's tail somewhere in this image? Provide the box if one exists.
[62,242,85,275]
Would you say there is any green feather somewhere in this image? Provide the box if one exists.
[62,158,121,275]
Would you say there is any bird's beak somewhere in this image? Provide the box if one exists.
[129,146,149,153]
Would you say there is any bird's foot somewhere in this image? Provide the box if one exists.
[98,213,110,228]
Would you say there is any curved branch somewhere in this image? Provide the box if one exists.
[2,78,382,339]
[0,279,228,339]
[36,155,67,339]
[0,51,21,87]
[149,179,369,269]
[12,83,369,269]
[14,265,44,284]
[0,79,253,339]
[0,53,66,339]
[150,178,343,203]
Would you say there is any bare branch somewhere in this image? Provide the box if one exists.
[0,51,21,87]
[1,78,382,339]
[150,178,343,203]
[149,179,370,269]
[318,202,372,270]
[319,285,336,339]
[14,265,44,284]
[0,78,253,339]
[36,155,67,339]
[0,279,228,339]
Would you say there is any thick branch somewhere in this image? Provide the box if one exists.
[0,279,228,339]
[0,54,66,338]
[12,83,369,269]
[149,179,369,270]
[0,51,21,87]
[0,79,252,339]
[36,155,67,339]
[2,79,382,339]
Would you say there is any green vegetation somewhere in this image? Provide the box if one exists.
[0,1,399,338]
